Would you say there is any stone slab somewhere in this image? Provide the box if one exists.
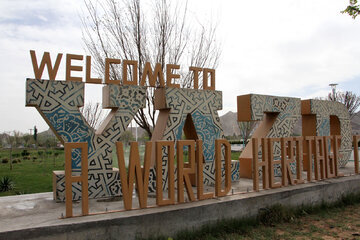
[1,171,360,240]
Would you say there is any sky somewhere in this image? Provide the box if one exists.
[0,0,359,134]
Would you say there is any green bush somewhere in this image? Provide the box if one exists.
[2,158,8,164]
[21,150,30,157]
[0,176,15,192]
[257,204,295,226]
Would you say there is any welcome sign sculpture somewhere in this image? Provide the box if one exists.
[25,50,355,218]
[26,50,239,202]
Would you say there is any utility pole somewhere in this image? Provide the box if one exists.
[34,126,37,149]
[329,83,338,100]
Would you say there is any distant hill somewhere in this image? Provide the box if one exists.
[220,111,360,137]
[40,125,147,140]
[38,128,55,137]
[219,111,240,136]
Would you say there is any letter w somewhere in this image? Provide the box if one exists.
[116,141,152,210]
[30,50,62,80]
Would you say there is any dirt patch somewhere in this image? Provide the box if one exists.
[273,204,360,239]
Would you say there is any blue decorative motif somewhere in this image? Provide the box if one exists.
[154,87,240,187]
[26,79,146,200]
[192,110,221,163]
[310,99,352,167]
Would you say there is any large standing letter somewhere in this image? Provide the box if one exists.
[237,94,301,178]
[151,87,240,192]
[26,79,146,201]
[301,99,352,168]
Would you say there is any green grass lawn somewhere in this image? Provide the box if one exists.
[231,151,241,160]
[0,149,64,196]
[0,147,242,197]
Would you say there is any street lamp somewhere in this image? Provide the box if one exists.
[329,83,338,100]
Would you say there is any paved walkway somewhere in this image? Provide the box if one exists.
[0,162,358,239]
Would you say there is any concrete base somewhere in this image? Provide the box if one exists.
[1,174,360,240]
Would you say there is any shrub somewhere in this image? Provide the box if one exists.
[0,176,15,192]
[257,204,295,226]
[2,158,8,164]
[21,150,30,157]
[12,160,18,164]
[32,156,37,160]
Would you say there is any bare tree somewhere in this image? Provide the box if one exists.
[4,131,22,170]
[80,102,106,129]
[4,131,23,148]
[22,134,32,147]
[327,91,360,118]
[82,0,221,138]
[238,121,257,147]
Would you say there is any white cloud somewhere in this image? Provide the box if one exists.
[0,0,85,133]
[1,0,360,132]
[216,0,360,116]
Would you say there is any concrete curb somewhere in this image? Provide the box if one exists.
[1,175,360,239]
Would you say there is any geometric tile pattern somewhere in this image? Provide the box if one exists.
[153,87,240,189]
[250,95,301,139]
[26,79,146,201]
[239,94,301,176]
[306,99,352,167]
